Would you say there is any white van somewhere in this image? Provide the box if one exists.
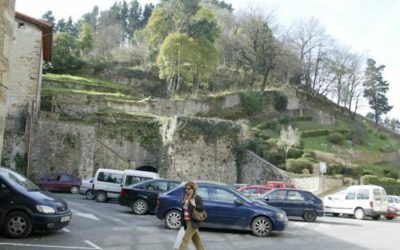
[92,168,160,202]
[121,169,160,188]
[324,185,388,220]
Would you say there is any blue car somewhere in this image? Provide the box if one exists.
[259,188,324,222]
[156,181,288,237]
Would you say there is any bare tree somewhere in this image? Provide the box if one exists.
[277,125,302,166]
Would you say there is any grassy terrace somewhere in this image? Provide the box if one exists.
[41,87,141,101]
[43,73,132,91]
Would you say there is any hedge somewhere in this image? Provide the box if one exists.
[286,158,313,174]
[361,175,400,195]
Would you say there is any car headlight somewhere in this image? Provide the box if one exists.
[276,212,287,220]
[36,205,56,214]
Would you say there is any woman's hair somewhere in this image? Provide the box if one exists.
[183,181,197,202]
[185,181,197,192]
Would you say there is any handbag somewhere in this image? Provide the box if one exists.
[192,208,207,222]
[173,226,185,250]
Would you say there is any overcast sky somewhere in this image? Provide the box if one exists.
[16,0,400,119]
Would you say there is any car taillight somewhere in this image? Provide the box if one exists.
[370,201,374,208]
[120,189,128,196]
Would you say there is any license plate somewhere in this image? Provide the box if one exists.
[60,216,70,222]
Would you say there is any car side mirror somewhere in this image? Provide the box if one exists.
[264,196,269,201]
[328,196,332,200]
[234,198,244,206]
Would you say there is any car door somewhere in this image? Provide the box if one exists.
[207,187,253,229]
[284,190,308,217]
[264,189,287,212]
[145,181,168,210]
[58,174,71,191]
[0,179,12,220]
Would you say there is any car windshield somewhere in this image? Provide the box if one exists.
[3,169,39,191]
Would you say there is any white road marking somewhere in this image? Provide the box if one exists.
[85,241,103,250]
[0,242,99,249]
[71,209,100,221]
[62,228,71,232]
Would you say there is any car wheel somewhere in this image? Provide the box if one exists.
[132,199,148,215]
[251,216,272,237]
[95,191,108,202]
[303,210,317,222]
[354,208,365,220]
[332,213,340,217]
[86,190,95,200]
[4,211,32,239]
[165,210,181,230]
[70,186,79,194]
[371,215,380,220]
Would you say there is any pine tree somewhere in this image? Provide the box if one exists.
[362,58,392,125]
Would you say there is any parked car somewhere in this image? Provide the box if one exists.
[156,181,288,237]
[385,195,400,219]
[119,179,181,214]
[36,174,81,194]
[79,178,94,199]
[324,185,388,220]
[237,185,271,198]
[258,188,324,222]
[93,168,160,202]
[265,181,295,189]
[0,167,71,238]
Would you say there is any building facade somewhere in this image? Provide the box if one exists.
[0,0,15,160]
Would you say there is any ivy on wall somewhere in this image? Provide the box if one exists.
[176,116,241,145]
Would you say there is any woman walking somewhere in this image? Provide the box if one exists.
[179,181,205,250]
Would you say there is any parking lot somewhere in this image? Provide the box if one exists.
[0,193,398,250]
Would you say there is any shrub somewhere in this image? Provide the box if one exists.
[327,164,343,175]
[273,92,288,111]
[286,158,313,174]
[302,129,333,138]
[302,150,316,159]
[247,138,267,158]
[379,145,394,152]
[327,133,345,145]
[293,116,313,121]
[378,133,387,140]
[341,166,363,178]
[287,148,304,159]
[278,115,291,125]
[240,91,263,116]
[266,151,285,166]
[362,175,400,195]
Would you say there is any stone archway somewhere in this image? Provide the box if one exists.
[136,165,158,173]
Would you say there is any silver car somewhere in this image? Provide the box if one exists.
[79,178,94,199]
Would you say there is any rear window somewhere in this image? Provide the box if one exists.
[373,189,382,201]
[125,176,152,186]
[345,191,356,200]
[356,189,369,200]
[97,172,123,184]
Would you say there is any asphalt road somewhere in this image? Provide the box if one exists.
[0,193,399,250]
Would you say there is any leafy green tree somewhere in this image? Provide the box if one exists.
[363,58,393,125]
[127,0,142,39]
[141,3,155,28]
[187,7,220,42]
[82,6,99,31]
[51,32,82,72]
[77,23,94,58]
[157,32,218,96]
[41,11,55,26]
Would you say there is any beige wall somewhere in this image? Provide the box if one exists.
[7,17,42,124]
[0,0,15,159]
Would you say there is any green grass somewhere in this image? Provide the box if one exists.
[43,73,131,90]
[357,162,400,177]
[42,87,141,101]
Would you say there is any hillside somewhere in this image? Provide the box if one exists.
[41,73,400,181]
